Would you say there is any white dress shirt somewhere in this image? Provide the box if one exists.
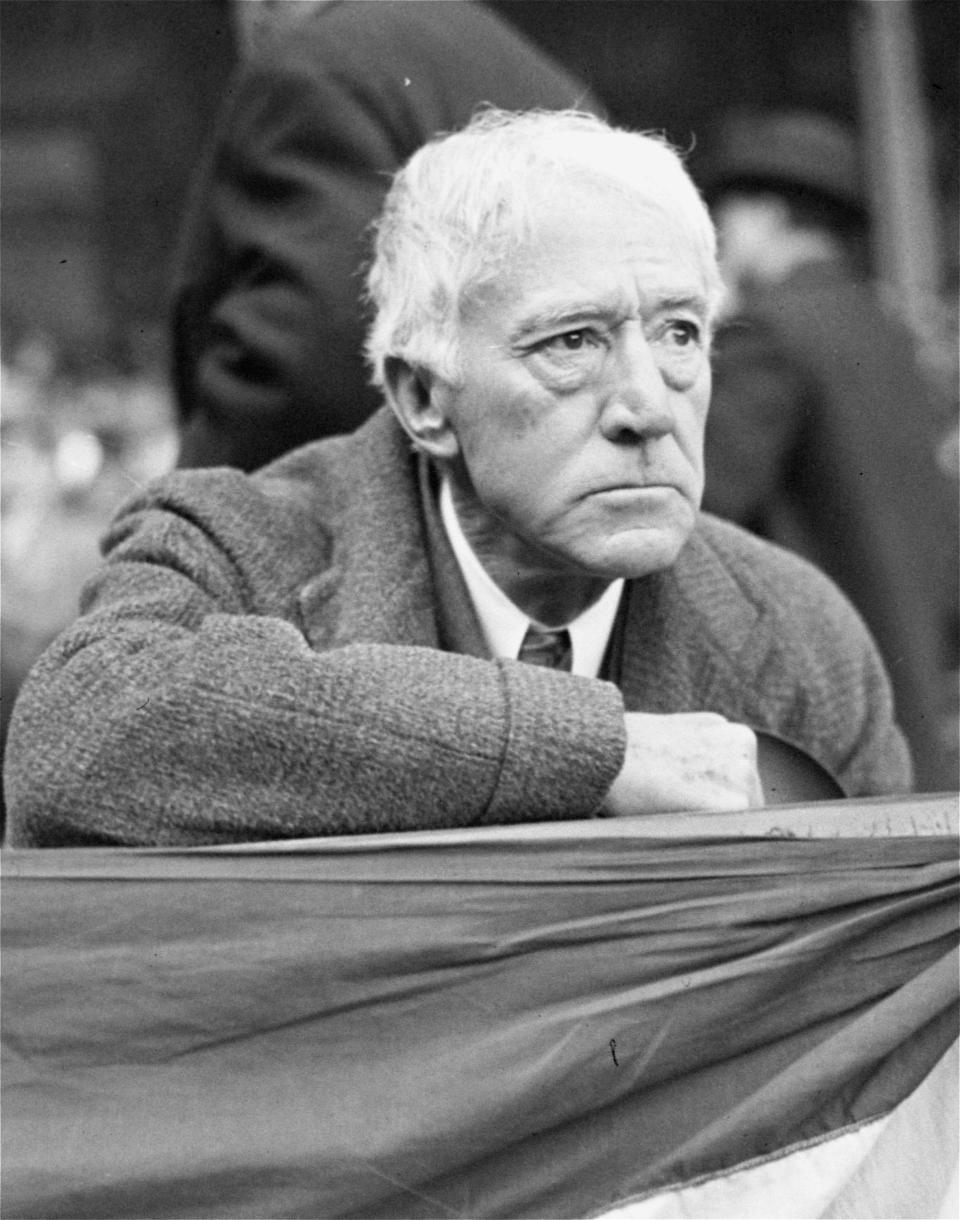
[439,478,624,678]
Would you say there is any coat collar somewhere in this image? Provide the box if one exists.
[298,408,770,715]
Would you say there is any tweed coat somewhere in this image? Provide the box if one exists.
[5,410,910,847]
[172,0,599,471]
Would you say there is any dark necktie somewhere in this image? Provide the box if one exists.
[518,625,572,672]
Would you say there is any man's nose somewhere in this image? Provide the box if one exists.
[598,325,672,442]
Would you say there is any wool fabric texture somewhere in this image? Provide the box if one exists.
[5,409,911,846]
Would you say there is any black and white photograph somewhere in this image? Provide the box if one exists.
[2,2,958,1217]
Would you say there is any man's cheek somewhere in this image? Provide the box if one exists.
[498,383,558,440]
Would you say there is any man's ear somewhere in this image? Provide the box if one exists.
[382,357,460,461]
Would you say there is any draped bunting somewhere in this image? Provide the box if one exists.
[2,793,957,1219]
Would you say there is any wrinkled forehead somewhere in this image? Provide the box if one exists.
[496,161,703,244]
[463,173,715,319]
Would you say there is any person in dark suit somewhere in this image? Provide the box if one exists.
[699,110,958,791]
[6,110,909,847]
[171,0,600,472]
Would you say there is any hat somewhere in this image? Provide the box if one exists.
[698,109,866,216]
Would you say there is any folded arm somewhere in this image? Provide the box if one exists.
[4,491,626,846]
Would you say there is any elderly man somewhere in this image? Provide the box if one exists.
[5,110,910,847]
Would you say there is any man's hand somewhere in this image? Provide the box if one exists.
[603,712,764,816]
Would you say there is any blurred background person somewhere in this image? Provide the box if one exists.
[171,0,600,472]
[699,109,958,790]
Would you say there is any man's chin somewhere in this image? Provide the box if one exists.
[580,526,692,580]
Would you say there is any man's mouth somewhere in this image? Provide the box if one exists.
[591,482,678,497]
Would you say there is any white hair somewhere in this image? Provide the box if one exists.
[364,108,722,390]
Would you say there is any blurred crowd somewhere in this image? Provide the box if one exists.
[2,0,958,799]
[0,338,177,762]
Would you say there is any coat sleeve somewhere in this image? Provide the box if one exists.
[750,538,915,799]
[826,615,915,800]
[3,489,627,847]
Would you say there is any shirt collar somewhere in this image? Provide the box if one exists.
[439,478,623,678]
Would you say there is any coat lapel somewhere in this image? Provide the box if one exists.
[617,527,768,721]
[298,418,779,734]
[297,410,441,651]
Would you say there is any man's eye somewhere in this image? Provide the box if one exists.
[541,329,599,354]
[664,320,702,348]
[524,327,607,387]
[560,330,587,350]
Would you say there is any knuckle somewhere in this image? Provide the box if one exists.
[730,723,758,752]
